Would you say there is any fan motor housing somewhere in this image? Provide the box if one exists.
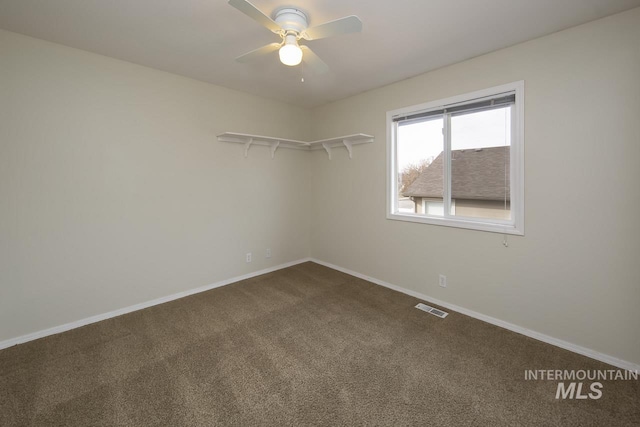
[274,8,308,33]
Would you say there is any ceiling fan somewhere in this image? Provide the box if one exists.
[228,0,362,74]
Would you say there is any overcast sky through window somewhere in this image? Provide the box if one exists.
[397,107,511,171]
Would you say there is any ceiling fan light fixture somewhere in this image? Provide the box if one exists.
[279,34,302,66]
[229,0,362,73]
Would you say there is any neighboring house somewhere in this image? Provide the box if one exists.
[402,146,510,219]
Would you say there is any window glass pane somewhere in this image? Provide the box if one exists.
[397,117,444,216]
[424,200,444,216]
[450,107,511,220]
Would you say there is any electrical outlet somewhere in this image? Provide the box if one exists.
[265,248,271,258]
[246,252,252,263]
[439,274,447,288]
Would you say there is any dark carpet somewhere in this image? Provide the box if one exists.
[1,262,638,426]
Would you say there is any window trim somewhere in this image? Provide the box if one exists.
[386,81,525,235]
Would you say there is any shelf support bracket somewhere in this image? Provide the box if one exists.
[269,141,280,159]
[342,140,354,159]
[322,142,332,160]
[244,138,253,158]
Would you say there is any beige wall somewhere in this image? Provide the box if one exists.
[309,9,640,365]
[0,29,312,342]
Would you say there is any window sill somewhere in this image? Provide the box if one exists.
[386,212,524,236]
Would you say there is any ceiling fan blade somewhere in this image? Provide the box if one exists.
[236,43,281,63]
[300,45,329,74]
[228,0,281,33]
[302,15,362,40]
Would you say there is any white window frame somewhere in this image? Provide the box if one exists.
[386,81,525,235]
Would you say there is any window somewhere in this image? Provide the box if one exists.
[387,82,524,235]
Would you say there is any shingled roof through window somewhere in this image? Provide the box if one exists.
[402,146,510,201]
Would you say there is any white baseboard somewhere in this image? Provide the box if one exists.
[0,258,312,351]
[310,258,640,373]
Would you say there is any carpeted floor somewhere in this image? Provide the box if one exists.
[0,262,638,426]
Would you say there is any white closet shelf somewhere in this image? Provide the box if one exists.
[217,132,374,159]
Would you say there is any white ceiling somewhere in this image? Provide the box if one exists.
[1,0,639,108]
